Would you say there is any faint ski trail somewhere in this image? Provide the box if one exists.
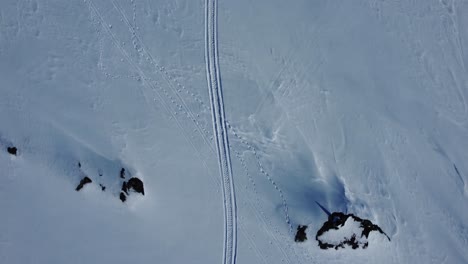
[231,145,297,264]
[109,0,215,151]
[94,7,270,264]
[226,123,319,263]
[84,0,217,185]
[205,0,237,263]
[228,125,315,264]
[87,6,268,263]
[226,122,292,234]
[238,225,269,264]
[87,1,303,263]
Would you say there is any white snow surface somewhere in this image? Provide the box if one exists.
[1,0,468,263]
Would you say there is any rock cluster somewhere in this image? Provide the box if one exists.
[315,212,390,250]
[74,163,144,203]
[120,177,145,202]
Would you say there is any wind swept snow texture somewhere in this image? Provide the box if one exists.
[1,0,468,264]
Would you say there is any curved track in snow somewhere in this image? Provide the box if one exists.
[204,0,237,264]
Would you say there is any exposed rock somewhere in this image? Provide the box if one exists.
[120,177,144,202]
[126,177,144,195]
[7,147,17,156]
[295,225,308,242]
[121,181,128,194]
[119,177,145,202]
[119,192,127,202]
[76,176,92,191]
[120,168,126,179]
[99,184,106,191]
[316,212,390,250]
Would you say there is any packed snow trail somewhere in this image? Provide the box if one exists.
[204,0,238,264]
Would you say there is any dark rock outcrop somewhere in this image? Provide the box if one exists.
[121,177,144,195]
[119,192,127,202]
[119,177,144,202]
[316,212,390,250]
[76,177,92,191]
[120,168,126,179]
[7,147,17,156]
[121,181,128,194]
[126,177,144,195]
[295,225,308,242]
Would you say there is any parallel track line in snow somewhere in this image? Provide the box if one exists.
[204,0,237,263]
[88,2,290,263]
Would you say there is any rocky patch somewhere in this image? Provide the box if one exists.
[120,177,145,202]
[74,162,145,203]
[316,212,390,250]
[295,225,308,242]
[7,146,17,156]
[119,192,127,202]
[126,177,145,195]
[75,176,92,191]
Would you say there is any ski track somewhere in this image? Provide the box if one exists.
[109,0,215,152]
[205,0,237,263]
[228,124,315,264]
[226,122,292,234]
[87,1,299,263]
[84,0,219,188]
[231,145,300,264]
[95,4,274,262]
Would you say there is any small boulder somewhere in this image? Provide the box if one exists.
[121,181,128,194]
[120,177,144,202]
[119,192,127,202]
[76,177,92,191]
[126,177,144,195]
[295,225,308,242]
[7,147,17,156]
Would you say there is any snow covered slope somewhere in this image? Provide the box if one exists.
[1,0,468,263]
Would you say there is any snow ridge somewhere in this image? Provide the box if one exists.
[204,0,238,264]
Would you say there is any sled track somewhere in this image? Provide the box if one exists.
[204,0,237,264]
